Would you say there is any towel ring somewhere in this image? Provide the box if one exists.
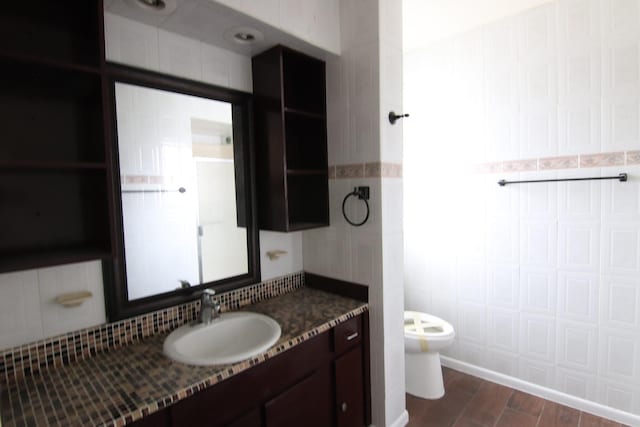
[342,187,370,227]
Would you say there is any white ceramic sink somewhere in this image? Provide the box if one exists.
[163,312,281,366]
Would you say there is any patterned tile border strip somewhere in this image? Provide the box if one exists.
[106,305,368,427]
[474,150,640,174]
[332,162,403,179]
[0,272,305,384]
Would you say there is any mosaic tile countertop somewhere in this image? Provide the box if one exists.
[1,287,368,427]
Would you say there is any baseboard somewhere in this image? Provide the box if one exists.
[441,356,640,426]
[388,409,409,427]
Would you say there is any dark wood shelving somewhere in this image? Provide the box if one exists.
[253,45,329,232]
[284,108,326,120]
[0,161,107,171]
[0,49,100,75]
[0,1,111,274]
[0,247,112,275]
[286,169,327,176]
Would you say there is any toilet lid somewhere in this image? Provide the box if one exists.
[404,311,454,337]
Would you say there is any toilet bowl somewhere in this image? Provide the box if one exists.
[404,311,455,399]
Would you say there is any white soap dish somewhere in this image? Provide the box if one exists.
[55,291,93,308]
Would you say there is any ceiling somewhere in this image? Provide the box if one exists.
[403,0,556,52]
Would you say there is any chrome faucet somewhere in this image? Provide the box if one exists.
[199,289,221,324]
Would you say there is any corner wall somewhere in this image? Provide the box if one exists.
[404,0,640,419]
[303,0,406,425]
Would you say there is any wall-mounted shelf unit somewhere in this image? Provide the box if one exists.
[252,45,329,232]
[0,1,112,273]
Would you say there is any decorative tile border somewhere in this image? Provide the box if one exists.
[333,162,402,179]
[474,150,639,174]
[579,152,625,168]
[0,272,304,384]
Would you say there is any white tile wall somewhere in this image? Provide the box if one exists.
[0,262,106,350]
[405,0,640,416]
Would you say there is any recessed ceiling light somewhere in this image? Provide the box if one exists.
[224,27,264,46]
[125,0,176,15]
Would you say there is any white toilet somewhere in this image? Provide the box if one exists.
[404,311,455,399]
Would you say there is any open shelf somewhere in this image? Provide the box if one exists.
[0,247,112,275]
[286,174,330,228]
[285,113,328,170]
[253,45,329,232]
[0,2,101,68]
[0,161,107,171]
[282,49,326,115]
[0,170,111,273]
[0,60,105,164]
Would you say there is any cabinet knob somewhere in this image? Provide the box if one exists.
[341,402,348,412]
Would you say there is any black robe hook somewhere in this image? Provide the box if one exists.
[388,111,410,124]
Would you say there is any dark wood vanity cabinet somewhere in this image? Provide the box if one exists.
[133,313,369,427]
[0,1,113,273]
[251,46,330,232]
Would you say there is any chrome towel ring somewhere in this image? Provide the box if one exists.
[342,186,370,227]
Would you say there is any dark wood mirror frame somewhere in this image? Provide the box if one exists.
[102,63,260,321]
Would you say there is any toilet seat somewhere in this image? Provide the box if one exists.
[404,311,454,340]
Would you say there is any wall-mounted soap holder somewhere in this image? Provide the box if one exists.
[55,291,93,308]
[266,250,288,261]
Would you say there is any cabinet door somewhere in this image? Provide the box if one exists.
[264,367,332,427]
[335,347,365,427]
[225,408,262,427]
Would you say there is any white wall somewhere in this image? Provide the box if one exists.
[403,0,556,50]
[303,0,407,426]
[405,0,640,417]
[0,261,105,350]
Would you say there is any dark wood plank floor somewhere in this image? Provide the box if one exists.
[406,367,629,427]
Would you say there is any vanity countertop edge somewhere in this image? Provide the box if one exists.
[0,287,368,427]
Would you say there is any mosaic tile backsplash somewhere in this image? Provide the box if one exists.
[0,272,304,384]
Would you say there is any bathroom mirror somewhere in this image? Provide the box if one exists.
[104,65,259,320]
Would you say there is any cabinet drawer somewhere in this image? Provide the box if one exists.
[333,316,361,355]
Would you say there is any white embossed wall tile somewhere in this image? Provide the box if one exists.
[557,271,600,323]
[519,356,556,388]
[487,264,519,309]
[597,378,640,414]
[558,104,602,155]
[457,302,487,345]
[519,172,558,219]
[487,349,519,377]
[557,0,602,56]
[520,313,556,362]
[558,169,602,221]
[487,308,520,353]
[601,223,640,275]
[602,99,640,152]
[520,267,558,315]
[600,275,640,330]
[602,165,640,219]
[556,366,598,401]
[456,261,487,304]
[0,270,43,350]
[598,327,640,383]
[518,3,558,63]
[558,221,601,272]
[519,106,560,158]
[520,220,558,268]
[556,320,599,372]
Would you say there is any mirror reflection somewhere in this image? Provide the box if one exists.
[115,82,248,300]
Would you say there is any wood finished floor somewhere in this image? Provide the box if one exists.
[406,368,629,427]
